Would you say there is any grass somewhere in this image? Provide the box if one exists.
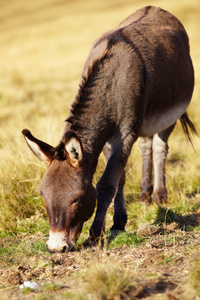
[43,283,62,292]
[109,232,147,248]
[190,253,200,296]
[1,0,200,232]
[71,263,144,300]
[0,213,49,237]
[0,236,48,266]
[0,0,200,299]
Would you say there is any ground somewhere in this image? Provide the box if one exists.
[0,219,200,299]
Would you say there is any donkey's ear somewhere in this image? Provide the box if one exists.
[64,132,83,167]
[22,129,54,164]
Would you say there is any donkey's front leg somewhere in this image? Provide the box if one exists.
[89,151,127,242]
[153,124,175,204]
[110,170,127,235]
[102,144,127,236]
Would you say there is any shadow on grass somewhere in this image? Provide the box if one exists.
[153,205,200,230]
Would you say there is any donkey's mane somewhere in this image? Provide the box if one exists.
[65,53,107,127]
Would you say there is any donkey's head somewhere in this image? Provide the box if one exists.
[22,129,96,253]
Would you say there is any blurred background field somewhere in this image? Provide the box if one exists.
[0,2,200,299]
[0,0,200,234]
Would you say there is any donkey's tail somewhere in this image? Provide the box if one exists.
[179,112,198,145]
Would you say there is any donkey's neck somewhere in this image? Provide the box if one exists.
[63,52,119,177]
[64,90,113,178]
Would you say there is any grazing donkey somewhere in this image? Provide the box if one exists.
[23,6,196,253]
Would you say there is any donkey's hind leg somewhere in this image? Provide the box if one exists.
[153,124,175,204]
[139,136,153,204]
[102,144,127,236]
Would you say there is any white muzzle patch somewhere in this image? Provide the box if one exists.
[46,231,69,253]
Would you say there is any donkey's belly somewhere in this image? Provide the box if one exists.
[140,102,189,137]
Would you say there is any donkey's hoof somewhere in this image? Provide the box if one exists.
[153,192,167,205]
[83,237,95,248]
[83,236,103,249]
[139,192,152,205]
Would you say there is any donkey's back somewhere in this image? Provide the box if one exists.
[83,6,194,138]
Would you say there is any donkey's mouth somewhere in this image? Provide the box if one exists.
[46,240,75,253]
[46,230,76,253]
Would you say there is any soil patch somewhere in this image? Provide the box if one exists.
[0,228,200,299]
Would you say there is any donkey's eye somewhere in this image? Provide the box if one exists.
[71,198,80,206]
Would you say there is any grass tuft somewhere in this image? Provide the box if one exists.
[109,231,147,248]
[190,251,200,296]
[22,287,35,294]
[43,282,61,292]
[73,263,145,300]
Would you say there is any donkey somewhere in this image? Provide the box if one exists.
[22,6,196,253]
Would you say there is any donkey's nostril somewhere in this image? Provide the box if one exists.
[62,246,67,253]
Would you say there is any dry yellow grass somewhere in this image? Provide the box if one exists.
[0,0,200,230]
[1,4,200,300]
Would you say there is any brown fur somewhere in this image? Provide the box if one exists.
[22,6,196,252]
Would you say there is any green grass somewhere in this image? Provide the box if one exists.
[0,238,48,266]
[0,215,49,266]
[1,0,200,233]
[0,214,49,237]
[43,283,62,292]
[109,232,147,248]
